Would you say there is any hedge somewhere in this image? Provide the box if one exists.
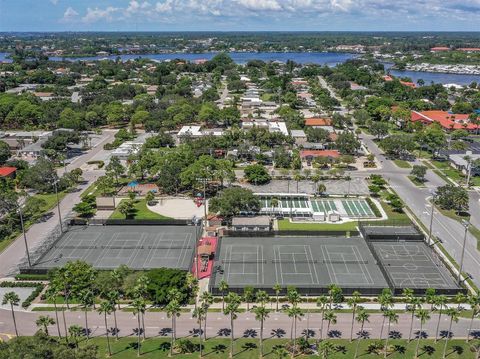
[365,197,382,218]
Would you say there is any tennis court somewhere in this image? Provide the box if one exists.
[211,236,388,295]
[341,199,374,217]
[311,199,337,213]
[370,241,461,292]
[31,225,198,271]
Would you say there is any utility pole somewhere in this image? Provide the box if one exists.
[458,220,469,284]
[18,202,31,267]
[428,191,436,246]
[54,180,63,233]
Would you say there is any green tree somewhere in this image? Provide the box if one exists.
[244,163,271,185]
[117,200,134,219]
[353,307,370,359]
[316,295,329,341]
[383,310,399,358]
[319,340,336,359]
[335,132,360,155]
[200,291,214,340]
[415,309,431,358]
[106,156,125,187]
[224,292,241,358]
[209,187,260,218]
[434,295,448,342]
[411,165,428,182]
[131,297,146,357]
[192,305,206,358]
[378,289,394,340]
[243,286,255,311]
[323,310,337,341]
[435,184,469,214]
[35,315,55,336]
[105,290,120,340]
[68,324,83,349]
[98,301,113,357]
[286,305,304,356]
[467,293,480,342]
[442,308,460,359]
[273,283,282,312]
[0,140,10,165]
[79,289,94,340]
[166,299,181,357]
[347,291,362,342]
[253,304,270,357]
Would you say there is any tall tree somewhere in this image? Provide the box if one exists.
[2,292,20,337]
[286,306,304,357]
[467,293,480,342]
[98,301,113,357]
[347,291,362,342]
[192,305,206,358]
[353,307,370,359]
[35,315,55,336]
[200,291,214,340]
[165,299,181,357]
[316,295,329,341]
[383,310,399,358]
[434,295,448,342]
[79,289,94,340]
[224,292,241,358]
[415,309,431,358]
[442,308,460,359]
[219,280,229,311]
[131,297,146,357]
[253,304,270,358]
[273,283,282,312]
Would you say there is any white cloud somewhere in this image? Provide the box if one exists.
[82,6,120,23]
[155,0,174,12]
[60,7,79,22]
[236,0,282,11]
[50,0,59,5]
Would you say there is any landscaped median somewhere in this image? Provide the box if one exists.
[109,198,171,220]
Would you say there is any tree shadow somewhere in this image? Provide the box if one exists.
[327,330,342,338]
[205,344,227,356]
[132,327,144,337]
[301,329,316,339]
[420,345,435,356]
[159,327,172,337]
[243,329,257,338]
[439,330,452,339]
[270,328,286,338]
[189,327,203,337]
[415,330,428,339]
[393,345,406,354]
[357,330,370,339]
[235,342,257,356]
[217,328,231,337]
[448,345,463,357]
[389,330,402,339]
[471,330,480,339]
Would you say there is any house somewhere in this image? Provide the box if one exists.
[411,111,479,132]
[304,118,334,132]
[449,153,480,176]
[231,216,271,231]
[0,167,16,179]
[431,47,450,52]
[458,48,480,53]
[290,129,307,146]
[241,119,289,136]
[300,150,341,163]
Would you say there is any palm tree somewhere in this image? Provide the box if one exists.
[318,340,336,359]
[442,308,460,359]
[79,289,94,340]
[454,292,466,310]
[327,284,342,310]
[253,305,269,357]
[323,310,337,340]
[347,291,362,342]
[243,286,255,311]
[286,306,303,357]
[45,287,62,338]
[186,273,199,310]
[353,307,370,359]
[106,290,120,340]
[273,284,282,312]
[68,324,83,349]
[271,197,279,216]
[200,291,214,340]
[415,309,431,358]
[293,172,304,193]
[132,297,146,357]
[287,288,301,307]
[407,296,424,342]
[166,299,181,357]
[193,305,206,358]
[219,280,229,311]
[36,315,55,336]
[2,292,19,337]
[98,300,113,357]
[467,293,480,342]
[378,289,393,340]
[425,288,436,311]
[273,346,289,359]
[383,309,399,358]
[224,292,241,358]
[434,295,448,342]
[316,295,329,341]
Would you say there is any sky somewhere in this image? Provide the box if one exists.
[1,0,480,32]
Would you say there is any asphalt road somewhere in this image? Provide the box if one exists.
[1,308,479,340]
[0,130,116,277]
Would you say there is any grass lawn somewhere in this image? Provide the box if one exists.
[407,175,426,188]
[0,191,67,253]
[393,159,412,168]
[110,199,171,220]
[82,337,480,358]
[277,219,358,232]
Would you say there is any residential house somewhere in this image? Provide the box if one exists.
[411,111,479,132]
[290,129,307,146]
[0,167,16,179]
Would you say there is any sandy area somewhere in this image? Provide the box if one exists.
[147,197,206,219]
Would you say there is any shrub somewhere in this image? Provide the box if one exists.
[365,197,382,217]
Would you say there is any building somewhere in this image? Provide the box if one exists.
[431,47,451,52]
[411,111,479,132]
[241,119,289,136]
[449,153,480,176]
[290,129,307,146]
[231,216,271,231]
[0,167,16,179]
[300,150,341,164]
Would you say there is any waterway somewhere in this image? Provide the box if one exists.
[1,51,479,85]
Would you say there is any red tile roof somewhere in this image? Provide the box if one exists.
[400,81,416,88]
[431,47,450,51]
[382,75,393,82]
[458,48,480,52]
[411,111,477,130]
[300,150,340,158]
[0,167,16,177]
[305,118,332,126]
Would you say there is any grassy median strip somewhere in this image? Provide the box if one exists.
[393,159,412,168]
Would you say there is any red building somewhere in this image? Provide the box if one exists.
[411,111,478,131]
[0,167,17,179]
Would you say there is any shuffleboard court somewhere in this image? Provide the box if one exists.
[211,236,388,295]
[31,225,198,271]
[370,241,460,291]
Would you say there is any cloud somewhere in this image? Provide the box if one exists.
[60,6,79,22]
[82,6,120,23]
[50,0,59,5]
[59,0,480,26]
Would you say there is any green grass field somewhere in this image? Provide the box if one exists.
[393,159,412,168]
[110,199,171,220]
[277,219,358,231]
[407,175,426,188]
[81,337,480,358]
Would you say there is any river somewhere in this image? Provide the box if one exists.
[1,51,479,85]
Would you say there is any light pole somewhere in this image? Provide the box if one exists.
[458,220,469,284]
[18,199,31,267]
[53,180,63,233]
[428,191,436,246]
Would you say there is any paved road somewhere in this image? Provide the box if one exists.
[0,130,116,277]
[1,307,479,340]
[318,75,480,289]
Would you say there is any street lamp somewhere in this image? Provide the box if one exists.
[458,220,470,284]
[53,179,63,233]
[428,190,437,246]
